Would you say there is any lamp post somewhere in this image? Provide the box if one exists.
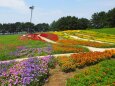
[28,6,34,33]
[29,6,34,23]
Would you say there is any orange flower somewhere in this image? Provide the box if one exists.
[57,39,112,48]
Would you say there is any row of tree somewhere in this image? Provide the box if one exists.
[0,8,115,34]
[0,22,49,34]
[51,8,115,31]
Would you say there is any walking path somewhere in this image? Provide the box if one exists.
[0,53,75,63]
[44,65,76,86]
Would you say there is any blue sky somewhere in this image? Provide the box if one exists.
[0,0,115,24]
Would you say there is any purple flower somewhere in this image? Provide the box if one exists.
[0,56,52,86]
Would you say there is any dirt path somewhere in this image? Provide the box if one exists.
[44,65,76,86]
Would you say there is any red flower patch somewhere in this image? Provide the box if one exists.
[19,33,58,42]
[40,33,58,41]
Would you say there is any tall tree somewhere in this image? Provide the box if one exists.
[23,22,34,33]
[52,16,79,31]
[35,23,49,32]
[50,21,58,31]
[78,18,90,29]
[91,11,107,28]
[0,23,2,33]
[107,8,115,27]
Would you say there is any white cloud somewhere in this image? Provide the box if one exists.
[0,0,28,11]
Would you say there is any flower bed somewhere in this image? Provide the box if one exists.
[20,33,59,42]
[20,34,45,42]
[57,50,114,72]
[10,45,52,58]
[52,44,87,54]
[57,56,76,72]
[67,60,115,86]
[57,39,114,48]
[52,31,72,39]
[71,51,112,67]
[0,56,54,86]
[64,30,115,43]
[40,33,58,41]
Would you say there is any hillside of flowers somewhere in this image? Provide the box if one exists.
[63,30,115,43]
[52,31,115,48]
[0,30,115,86]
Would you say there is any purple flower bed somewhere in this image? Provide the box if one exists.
[0,61,16,76]
[0,55,54,86]
[9,45,53,58]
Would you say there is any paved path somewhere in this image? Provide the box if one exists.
[85,46,115,52]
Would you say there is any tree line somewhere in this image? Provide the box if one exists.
[0,8,115,34]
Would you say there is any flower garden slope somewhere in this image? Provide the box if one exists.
[64,30,115,43]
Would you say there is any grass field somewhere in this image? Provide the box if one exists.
[91,28,115,35]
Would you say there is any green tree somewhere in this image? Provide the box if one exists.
[50,21,58,31]
[91,11,107,28]
[23,22,34,33]
[0,23,2,33]
[35,23,49,32]
[78,18,90,29]
[107,8,115,27]
[53,16,79,31]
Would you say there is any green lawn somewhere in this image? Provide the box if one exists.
[91,28,115,35]
[67,59,115,86]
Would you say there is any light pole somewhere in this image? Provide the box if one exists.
[29,6,34,23]
[28,6,34,33]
